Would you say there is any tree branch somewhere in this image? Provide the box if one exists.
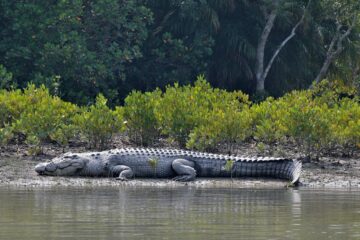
[313,14,357,84]
[262,0,312,84]
[255,3,279,92]
[334,16,356,56]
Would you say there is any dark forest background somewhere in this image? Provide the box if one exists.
[0,0,359,105]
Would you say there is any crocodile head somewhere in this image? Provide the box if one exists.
[35,155,86,176]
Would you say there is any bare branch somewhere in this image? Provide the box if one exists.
[334,15,356,55]
[261,0,312,84]
[313,14,357,84]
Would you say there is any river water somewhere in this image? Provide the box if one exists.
[0,187,359,240]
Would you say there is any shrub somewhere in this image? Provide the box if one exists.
[0,77,358,159]
[14,85,79,153]
[286,103,332,156]
[251,97,288,145]
[278,90,334,156]
[186,107,253,153]
[154,82,200,147]
[123,89,162,146]
[330,98,360,154]
[0,89,27,128]
[0,125,14,146]
[311,79,357,107]
[155,75,249,147]
[251,89,336,157]
[49,124,78,152]
[73,94,125,149]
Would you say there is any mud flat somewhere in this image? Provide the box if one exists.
[0,144,359,188]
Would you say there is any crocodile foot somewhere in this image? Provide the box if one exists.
[172,175,194,182]
[116,177,129,181]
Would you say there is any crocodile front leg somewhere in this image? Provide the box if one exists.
[172,159,196,182]
[111,165,134,181]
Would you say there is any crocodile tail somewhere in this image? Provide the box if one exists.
[267,158,302,184]
[289,159,302,184]
[233,157,302,183]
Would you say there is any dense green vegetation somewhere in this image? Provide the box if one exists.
[0,78,358,158]
[0,1,359,158]
[0,0,359,104]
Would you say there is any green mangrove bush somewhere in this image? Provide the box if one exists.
[74,94,125,150]
[14,85,79,153]
[281,91,332,156]
[124,89,162,146]
[0,89,27,128]
[250,81,360,156]
[155,75,249,147]
[187,107,253,153]
[329,98,360,155]
[251,97,288,145]
[0,78,358,158]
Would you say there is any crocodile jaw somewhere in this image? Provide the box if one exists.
[35,160,84,176]
[35,162,57,175]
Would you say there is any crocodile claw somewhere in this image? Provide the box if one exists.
[172,176,192,182]
[116,177,128,181]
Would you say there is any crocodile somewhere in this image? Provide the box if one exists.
[34,148,302,184]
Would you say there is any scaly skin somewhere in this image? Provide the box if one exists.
[35,148,302,183]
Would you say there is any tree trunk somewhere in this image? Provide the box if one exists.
[313,16,356,85]
[255,9,277,93]
[256,76,266,92]
[314,53,335,84]
[255,0,311,93]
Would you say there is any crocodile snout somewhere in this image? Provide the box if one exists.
[35,163,47,175]
[35,162,58,175]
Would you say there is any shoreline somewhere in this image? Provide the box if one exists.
[0,144,359,189]
[2,177,360,189]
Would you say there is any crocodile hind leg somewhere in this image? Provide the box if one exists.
[172,159,196,182]
[111,165,134,181]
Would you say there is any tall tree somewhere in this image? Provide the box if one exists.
[254,0,311,94]
[0,0,152,104]
[1,0,359,102]
[313,0,360,85]
[128,0,215,91]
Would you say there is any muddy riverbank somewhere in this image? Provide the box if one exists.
[0,143,359,188]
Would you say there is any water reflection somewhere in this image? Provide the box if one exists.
[0,187,359,240]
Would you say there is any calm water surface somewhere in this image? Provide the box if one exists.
[0,186,359,240]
